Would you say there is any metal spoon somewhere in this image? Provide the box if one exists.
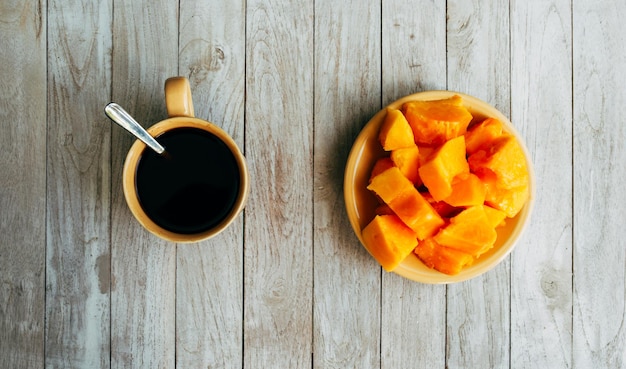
[104,102,165,155]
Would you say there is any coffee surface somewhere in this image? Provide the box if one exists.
[135,127,240,234]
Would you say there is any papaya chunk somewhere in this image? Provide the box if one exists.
[368,167,444,239]
[418,136,469,201]
[369,157,395,183]
[475,168,528,218]
[362,215,418,272]
[367,166,413,203]
[433,205,497,256]
[468,135,529,190]
[465,118,504,155]
[414,238,474,275]
[443,172,486,207]
[388,191,445,240]
[379,108,415,151]
[390,145,421,184]
[483,205,507,228]
[469,134,530,218]
[401,95,473,146]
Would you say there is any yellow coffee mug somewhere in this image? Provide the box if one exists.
[122,77,249,242]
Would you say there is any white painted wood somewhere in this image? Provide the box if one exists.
[244,0,314,367]
[573,1,626,367]
[176,0,246,367]
[109,1,178,368]
[382,0,448,104]
[313,0,381,368]
[381,1,448,368]
[510,0,573,368]
[446,0,511,367]
[45,0,112,367]
[0,1,46,368]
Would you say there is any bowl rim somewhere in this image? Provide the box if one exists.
[343,90,536,284]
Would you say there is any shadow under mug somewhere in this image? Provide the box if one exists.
[122,77,249,242]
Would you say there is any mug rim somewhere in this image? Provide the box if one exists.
[122,117,249,243]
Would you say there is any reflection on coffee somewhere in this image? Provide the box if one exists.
[135,127,240,234]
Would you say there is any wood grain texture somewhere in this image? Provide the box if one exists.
[446,0,511,367]
[0,1,46,368]
[110,1,178,368]
[244,0,314,367]
[381,1,447,368]
[382,0,447,104]
[176,0,245,367]
[313,0,381,368]
[510,0,573,367]
[573,1,626,367]
[45,0,112,367]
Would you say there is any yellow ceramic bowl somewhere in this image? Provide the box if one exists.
[344,91,535,283]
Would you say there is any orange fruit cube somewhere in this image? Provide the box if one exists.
[369,157,395,183]
[465,118,504,155]
[367,167,444,239]
[388,191,445,240]
[468,135,529,190]
[390,145,421,184]
[443,172,486,207]
[433,205,497,256]
[418,136,469,201]
[362,214,418,271]
[367,166,413,204]
[401,95,473,146]
[414,238,474,275]
[379,108,415,151]
[483,205,507,228]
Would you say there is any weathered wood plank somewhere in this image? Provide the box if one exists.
[313,0,381,367]
[176,0,246,367]
[110,1,178,367]
[380,1,448,368]
[45,0,111,367]
[446,0,511,367]
[244,0,314,367]
[510,0,573,367]
[573,1,626,367]
[0,1,46,368]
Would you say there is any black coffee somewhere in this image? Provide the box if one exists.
[135,127,240,234]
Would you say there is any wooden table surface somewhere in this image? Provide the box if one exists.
[2,0,625,368]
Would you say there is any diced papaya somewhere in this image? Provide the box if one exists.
[390,145,421,184]
[362,215,418,272]
[433,205,497,256]
[473,160,529,218]
[468,135,529,190]
[418,136,469,201]
[379,108,415,151]
[414,238,474,275]
[367,166,414,204]
[483,205,507,228]
[401,95,473,146]
[443,172,486,207]
[388,190,446,240]
[465,118,504,155]
[486,185,529,218]
[367,167,445,239]
[369,157,395,183]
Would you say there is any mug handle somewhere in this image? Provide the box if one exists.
[165,77,195,118]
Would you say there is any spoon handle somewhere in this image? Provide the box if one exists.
[104,102,165,154]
